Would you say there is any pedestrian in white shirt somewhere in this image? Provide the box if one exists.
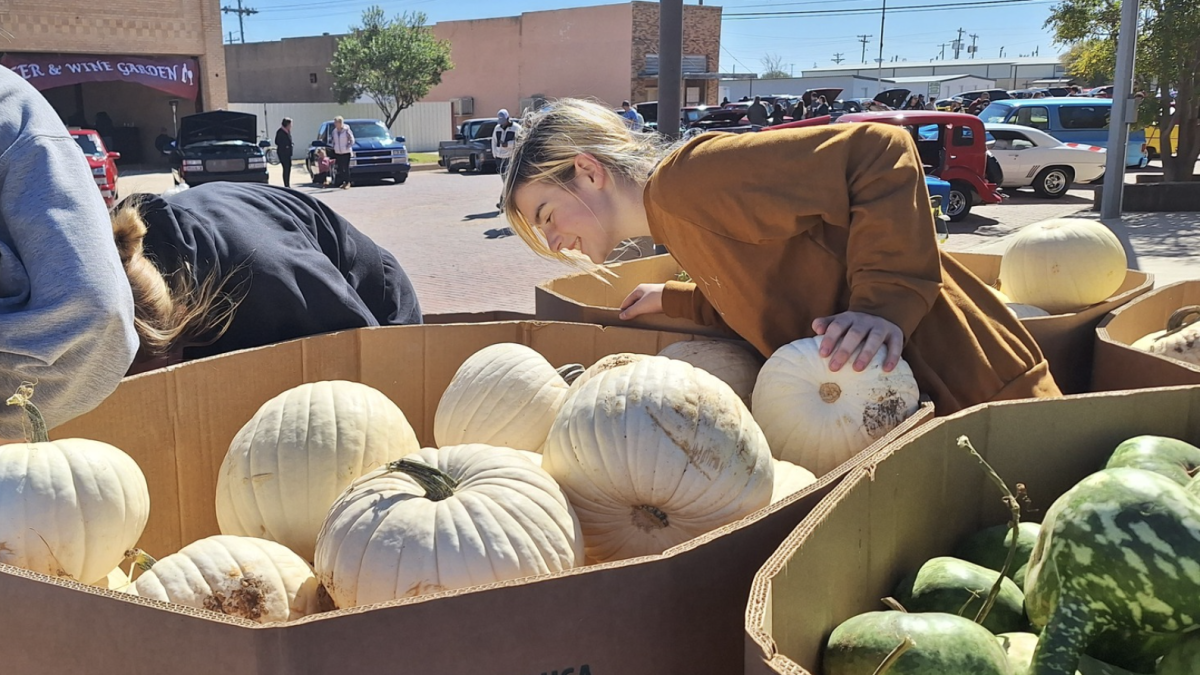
[492,109,521,209]
[330,116,355,189]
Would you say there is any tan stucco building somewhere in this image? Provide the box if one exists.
[225,2,731,126]
[1,0,228,164]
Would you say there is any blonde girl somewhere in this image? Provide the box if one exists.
[501,98,1060,413]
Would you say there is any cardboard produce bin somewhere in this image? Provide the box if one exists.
[951,251,1154,394]
[535,253,1153,394]
[5,321,933,675]
[1094,280,1200,392]
[743,385,1200,675]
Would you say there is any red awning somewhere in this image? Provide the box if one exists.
[1,53,200,100]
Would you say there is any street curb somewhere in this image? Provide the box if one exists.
[410,163,443,173]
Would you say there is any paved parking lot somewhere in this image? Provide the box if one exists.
[118,160,1198,316]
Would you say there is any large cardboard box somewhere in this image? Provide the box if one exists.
[743,386,1200,675]
[536,253,1154,394]
[1094,280,1200,391]
[5,321,933,675]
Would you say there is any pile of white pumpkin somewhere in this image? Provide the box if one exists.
[990,218,1129,319]
[0,335,921,624]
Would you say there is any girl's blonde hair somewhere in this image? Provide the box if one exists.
[501,98,670,263]
[111,201,245,361]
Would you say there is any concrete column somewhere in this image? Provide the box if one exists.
[659,0,683,140]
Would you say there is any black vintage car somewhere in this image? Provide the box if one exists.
[166,111,268,186]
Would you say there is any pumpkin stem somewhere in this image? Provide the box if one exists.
[124,548,158,573]
[1165,306,1200,334]
[6,382,48,443]
[871,637,913,675]
[879,596,909,613]
[386,458,459,501]
[556,363,585,385]
[818,382,842,404]
[956,435,1022,627]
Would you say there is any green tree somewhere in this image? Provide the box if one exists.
[1047,0,1200,181]
[330,8,453,128]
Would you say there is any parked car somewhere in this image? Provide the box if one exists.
[977,97,1148,168]
[165,111,268,187]
[953,89,1013,105]
[767,110,1003,221]
[306,119,410,184]
[683,109,759,136]
[438,118,499,173]
[984,123,1107,198]
[69,128,120,207]
[635,101,658,130]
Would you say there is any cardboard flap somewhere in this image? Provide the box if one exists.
[1094,281,1200,392]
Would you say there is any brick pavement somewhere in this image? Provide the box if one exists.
[117,161,1199,315]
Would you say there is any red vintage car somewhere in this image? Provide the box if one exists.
[768,111,1003,221]
[69,128,120,208]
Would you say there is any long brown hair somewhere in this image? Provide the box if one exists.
[112,201,245,362]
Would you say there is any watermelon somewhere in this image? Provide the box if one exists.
[955,522,1042,579]
[1158,631,1200,675]
[1024,468,1200,675]
[998,633,1151,675]
[1105,435,1200,486]
[824,611,1010,675]
[894,556,1027,634]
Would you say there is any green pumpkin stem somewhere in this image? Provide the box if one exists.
[957,435,1022,627]
[1166,306,1200,333]
[879,596,909,612]
[386,458,459,501]
[6,382,48,444]
[871,637,913,675]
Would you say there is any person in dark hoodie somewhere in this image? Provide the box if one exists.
[112,182,422,374]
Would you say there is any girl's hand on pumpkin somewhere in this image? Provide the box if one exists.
[619,283,665,320]
[812,312,903,373]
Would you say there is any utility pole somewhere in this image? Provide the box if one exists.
[659,0,683,140]
[857,34,872,64]
[969,33,979,59]
[876,0,887,94]
[832,53,845,65]
[221,0,258,44]
[952,27,965,59]
[227,31,235,44]
[1100,0,1140,219]
[999,46,1006,58]
[938,43,948,60]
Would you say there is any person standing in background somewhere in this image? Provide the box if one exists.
[330,116,355,190]
[492,109,521,210]
[747,96,770,126]
[274,117,294,188]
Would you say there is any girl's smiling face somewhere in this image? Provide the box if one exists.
[512,172,619,265]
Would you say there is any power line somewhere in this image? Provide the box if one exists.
[725,0,1048,20]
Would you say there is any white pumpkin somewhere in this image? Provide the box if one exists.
[752,337,920,477]
[1008,303,1051,319]
[92,565,135,592]
[543,356,774,562]
[657,340,761,407]
[1132,306,1200,366]
[568,352,650,393]
[434,343,570,452]
[215,380,419,562]
[0,386,150,584]
[134,535,325,622]
[771,459,818,504]
[314,444,583,607]
[998,218,1127,314]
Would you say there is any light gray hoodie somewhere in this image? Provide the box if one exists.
[0,66,138,439]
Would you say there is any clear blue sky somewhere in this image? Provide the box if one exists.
[225,0,1062,73]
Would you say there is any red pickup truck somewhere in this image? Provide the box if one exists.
[69,128,120,207]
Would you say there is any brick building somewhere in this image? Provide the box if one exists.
[225,2,740,126]
[0,0,228,164]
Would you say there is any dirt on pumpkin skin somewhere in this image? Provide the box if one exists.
[203,574,270,621]
[862,388,908,440]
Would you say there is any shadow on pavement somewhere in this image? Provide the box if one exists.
[464,211,500,220]
[484,227,514,239]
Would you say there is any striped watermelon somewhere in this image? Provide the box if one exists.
[824,611,1010,674]
[1105,435,1200,486]
[1024,468,1200,675]
[954,521,1042,581]
[894,557,1027,634]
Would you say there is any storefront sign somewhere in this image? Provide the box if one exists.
[1,53,200,100]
